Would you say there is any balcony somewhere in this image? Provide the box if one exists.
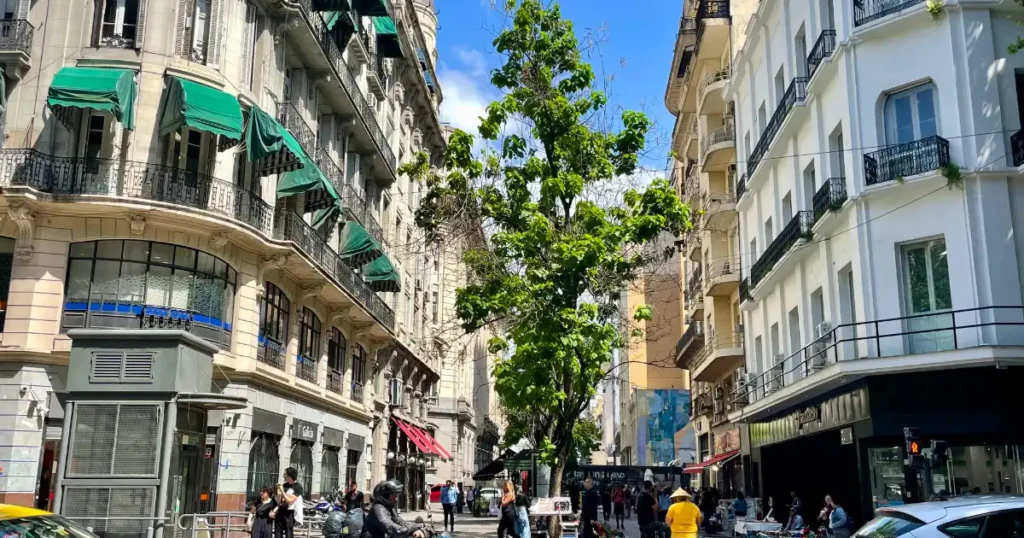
[367,55,388,100]
[747,77,808,177]
[736,173,748,200]
[689,330,744,382]
[701,126,735,170]
[812,177,848,223]
[675,320,705,368]
[854,0,924,27]
[1014,130,1024,167]
[739,278,751,304]
[316,149,345,188]
[698,69,730,114]
[279,102,317,156]
[749,211,813,289]
[457,397,474,422]
[327,368,344,394]
[296,355,318,383]
[683,225,702,261]
[694,0,731,59]
[0,149,274,234]
[0,19,33,73]
[704,257,740,297]
[257,336,287,370]
[806,30,836,81]
[352,381,365,404]
[274,211,396,330]
[864,135,950,186]
[685,267,704,318]
[701,188,737,229]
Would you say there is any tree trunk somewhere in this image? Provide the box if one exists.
[546,458,567,538]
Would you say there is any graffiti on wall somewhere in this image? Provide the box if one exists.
[635,389,691,465]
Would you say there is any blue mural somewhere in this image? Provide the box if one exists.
[636,389,691,465]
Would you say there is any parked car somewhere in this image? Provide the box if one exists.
[478,487,501,503]
[430,484,443,504]
[854,495,1024,537]
[0,504,98,538]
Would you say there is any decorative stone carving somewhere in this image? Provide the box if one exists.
[298,283,323,302]
[127,214,146,235]
[402,107,415,129]
[8,202,35,262]
[411,129,424,151]
[209,232,229,248]
[273,17,299,45]
[256,254,289,300]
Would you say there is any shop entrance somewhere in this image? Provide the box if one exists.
[760,427,861,527]
[171,406,207,524]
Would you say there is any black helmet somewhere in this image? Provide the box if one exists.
[373,480,404,505]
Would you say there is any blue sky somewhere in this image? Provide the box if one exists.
[433,0,683,172]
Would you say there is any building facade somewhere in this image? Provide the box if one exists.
[727,0,1024,522]
[0,0,496,515]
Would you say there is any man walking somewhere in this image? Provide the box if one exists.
[275,467,304,538]
[345,480,364,511]
[441,480,458,532]
[637,481,668,538]
[581,477,600,538]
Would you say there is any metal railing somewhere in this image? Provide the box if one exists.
[0,149,275,234]
[700,189,737,215]
[695,0,730,45]
[747,77,809,176]
[316,148,345,188]
[688,329,744,375]
[1012,130,1024,167]
[812,177,847,222]
[65,515,169,538]
[699,69,730,106]
[341,185,367,223]
[749,211,813,288]
[864,135,950,186]
[327,368,344,394]
[257,335,286,370]
[806,29,836,80]
[685,267,703,304]
[99,23,136,49]
[275,211,396,330]
[704,257,740,292]
[731,305,1024,406]
[279,102,318,155]
[701,125,735,163]
[736,173,748,200]
[296,355,318,383]
[0,19,33,54]
[675,320,705,362]
[352,381,365,403]
[854,0,924,26]
[739,278,751,303]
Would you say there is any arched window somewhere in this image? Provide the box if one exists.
[258,283,290,369]
[247,433,280,504]
[321,446,341,497]
[297,307,321,383]
[327,328,347,394]
[63,240,236,348]
[290,440,313,499]
[884,83,937,145]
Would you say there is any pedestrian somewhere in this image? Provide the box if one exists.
[657,487,671,523]
[441,480,458,532]
[637,480,668,538]
[611,484,626,529]
[274,467,304,538]
[514,482,531,538]
[249,486,277,538]
[602,483,612,524]
[467,486,475,506]
[825,495,851,538]
[498,480,522,538]
[730,491,748,520]
[787,490,802,532]
[457,485,466,514]
[345,481,364,511]
[581,477,600,538]
[664,488,701,538]
[698,487,716,531]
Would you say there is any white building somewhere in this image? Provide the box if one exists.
[727,0,1024,521]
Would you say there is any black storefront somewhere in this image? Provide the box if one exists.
[748,366,1024,525]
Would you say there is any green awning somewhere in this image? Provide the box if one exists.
[364,254,401,293]
[158,77,244,145]
[47,67,137,130]
[244,106,305,175]
[352,0,388,16]
[278,152,342,208]
[312,0,350,11]
[339,221,383,266]
[373,16,403,58]
[324,11,342,30]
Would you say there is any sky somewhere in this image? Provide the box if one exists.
[432,0,683,173]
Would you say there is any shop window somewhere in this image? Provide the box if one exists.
[885,83,937,145]
[290,441,313,498]
[901,237,953,353]
[62,240,236,349]
[246,433,280,504]
[345,449,360,488]
[321,447,341,497]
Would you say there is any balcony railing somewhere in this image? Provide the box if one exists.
[275,211,396,330]
[736,173,748,200]
[732,305,1024,407]
[806,30,836,80]
[0,19,33,54]
[316,149,345,188]
[854,0,923,27]
[327,368,344,394]
[257,336,287,370]
[352,381,365,403]
[675,320,705,362]
[297,355,318,383]
[739,278,751,304]
[864,135,950,186]
[695,0,730,45]
[688,330,744,375]
[812,177,847,222]
[701,126,735,163]
[749,211,813,288]
[0,149,275,234]
[1012,130,1024,167]
[747,77,809,176]
[279,102,317,156]
[698,69,730,105]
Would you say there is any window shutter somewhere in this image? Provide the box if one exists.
[134,0,148,49]
[16,0,29,20]
[241,3,257,89]
[206,0,226,69]
[90,352,123,382]
[123,353,155,382]
[173,0,194,58]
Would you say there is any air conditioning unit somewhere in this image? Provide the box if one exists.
[713,399,724,415]
[774,353,786,366]
[808,341,828,372]
[734,366,746,381]
[744,374,760,404]
[765,363,784,394]
[815,321,832,340]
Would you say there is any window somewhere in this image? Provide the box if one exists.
[289,440,313,499]
[856,512,924,537]
[351,344,366,389]
[782,192,793,223]
[241,3,258,89]
[260,282,290,347]
[754,335,764,374]
[980,510,1024,537]
[328,327,346,372]
[749,238,757,266]
[758,102,767,135]
[189,0,211,62]
[98,0,140,48]
[432,291,438,323]
[774,67,785,106]
[299,307,321,360]
[939,516,984,538]
[764,217,773,243]
[83,114,106,172]
[829,123,845,178]
[795,25,807,78]
[345,449,361,488]
[902,238,953,353]
[803,161,817,211]
[321,447,341,497]
[63,241,236,348]
[885,84,937,144]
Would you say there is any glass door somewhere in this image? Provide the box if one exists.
[902,238,953,354]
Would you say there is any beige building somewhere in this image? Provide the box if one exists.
[0,0,499,515]
[665,0,755,491]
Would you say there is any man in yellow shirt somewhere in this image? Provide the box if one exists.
[664,488,702,538]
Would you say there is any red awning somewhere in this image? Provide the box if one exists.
[392,417,433,454]
[415,425,452,460]
[682,449,740,474]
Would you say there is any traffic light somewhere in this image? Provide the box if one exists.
[930,440,949,466]
[904,427,922,457]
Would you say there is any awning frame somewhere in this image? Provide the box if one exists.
[682,449,740,474]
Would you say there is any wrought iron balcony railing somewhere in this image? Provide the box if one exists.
[736,173,748,200]
[854,0,924,27]
[296,355,319,383]
[279,102,317,156]
[352,381,365,403]
[316,149,345,189]
[739,278,751,304]
[0,149,274,234]
[327,368,344,394]
[812,177,847,222]
[747,77,809,176]
[863,135,950,186]
[1012,130,1024,167]
[695,0,731,45]
[0,19,33,54]
[749,211,814,288]
[806,29,836,80]
[257,335,287,370]
[275,211,396,330]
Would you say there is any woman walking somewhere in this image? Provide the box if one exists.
[497,480,522,538]
[514,483,531,538]
[825,495,851,538]
[249,486,277,538]
[664,489,701,538]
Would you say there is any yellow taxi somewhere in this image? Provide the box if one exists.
[0,504,98,537]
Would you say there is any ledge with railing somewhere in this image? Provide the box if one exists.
[747,77,809,177]
[688,329,744,374]
[274,211,396,330]
[1011,130,1024,167]
[736,173,748,200]
[749,211,814,289]
[296,355,319,383]
[812,177,847,223]
[0,19,33,55]
[703,257,740,292]
[863,135,950,186]
[316,148,346,188]
[279,102,318,156]
[699,69,730,105]
[731,305,1024,407]
[806,30,836,80]
[854,0,924,27]
[0,149,275,234]
[257,335,287,370]
[695,0,731,46]
[327,368,344,394]
[352,381,365,403]
[701,126,735,163]
[675,320,705,364]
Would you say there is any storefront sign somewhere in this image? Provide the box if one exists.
[348,434,366,452]
[252,408,286,437]
[798,406,820,426]
[291,419,318,442]
[323,426,345,448]
[750,385,870,448]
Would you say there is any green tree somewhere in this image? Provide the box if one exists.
[402,1,688,532]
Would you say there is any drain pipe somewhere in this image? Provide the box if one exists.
[153,401,178,538]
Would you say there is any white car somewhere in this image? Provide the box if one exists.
[855,495,1024,537]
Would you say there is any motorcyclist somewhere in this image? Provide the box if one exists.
[362,480,426,538]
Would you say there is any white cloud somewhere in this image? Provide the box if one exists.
[455,47,489,77]
[438,47,498,139]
